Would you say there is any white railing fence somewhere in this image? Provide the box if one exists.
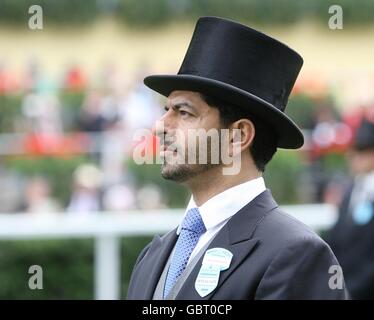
[0,204,337,299]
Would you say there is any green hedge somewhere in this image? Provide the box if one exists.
[0,92,85,134]
[0,95,23,133]
[4,156,90,206]
[0,236,152,299]
[286,94,318,130]
[126,160,190,208]
[127,148,308,206]
[59,91,86,131]
[264,149,305,204]
[0,0,373,27]
[2,150,307,208]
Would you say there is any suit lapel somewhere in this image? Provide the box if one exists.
[176,227,259,300]
[135,229,177,299]
[175,189,278,300]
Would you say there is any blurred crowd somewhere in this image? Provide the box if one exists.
[0,59,166,214]
[0,59,374,217]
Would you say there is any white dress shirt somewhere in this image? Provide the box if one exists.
[176,177,266,265]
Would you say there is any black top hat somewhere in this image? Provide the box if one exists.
[354,118,374,151]
[144,16,304,149]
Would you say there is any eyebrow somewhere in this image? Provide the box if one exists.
[164,102,197,112]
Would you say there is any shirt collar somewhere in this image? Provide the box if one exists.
[177,177,266,234]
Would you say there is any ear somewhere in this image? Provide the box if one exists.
[228,119,255,156]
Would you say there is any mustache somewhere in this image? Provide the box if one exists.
[158,134,177,147]
[158,135,184,155]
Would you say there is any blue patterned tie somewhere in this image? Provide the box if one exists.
[163,208,206,298]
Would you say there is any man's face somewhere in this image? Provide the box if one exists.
[153,90,224,183]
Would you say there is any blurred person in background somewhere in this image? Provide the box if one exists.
[136,183,167,210]
[22,176,61,214]
[102,182,136,212]
[0,164,24,213]
[63,64,87,92]
[21,88,63,134]
[100,117,129,187]
[325,116,374,299]
[309,103,352,204]
[67,164,102,214]
[121,66,163,134]
[0,61,18,94]
[77,90,107,132]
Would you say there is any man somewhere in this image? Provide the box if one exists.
[127,16,348,300]
[325,117,374,299]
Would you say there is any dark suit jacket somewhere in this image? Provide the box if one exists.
[325,183,374,299]
[127,190,348,300]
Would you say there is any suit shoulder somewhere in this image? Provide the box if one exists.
[134,229,176,266]
[254,207,329,250]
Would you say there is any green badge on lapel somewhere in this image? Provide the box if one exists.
[195,248,233,297]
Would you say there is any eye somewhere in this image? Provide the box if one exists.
[179,110,190,117]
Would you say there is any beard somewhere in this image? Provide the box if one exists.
[160,137,222,183]
[161,161,218,183]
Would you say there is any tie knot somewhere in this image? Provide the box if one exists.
[181,208,206,235]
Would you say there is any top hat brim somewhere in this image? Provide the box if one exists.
[144,74,304,149]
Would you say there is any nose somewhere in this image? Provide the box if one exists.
[152,110,172,141]
[152,120,165,140]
